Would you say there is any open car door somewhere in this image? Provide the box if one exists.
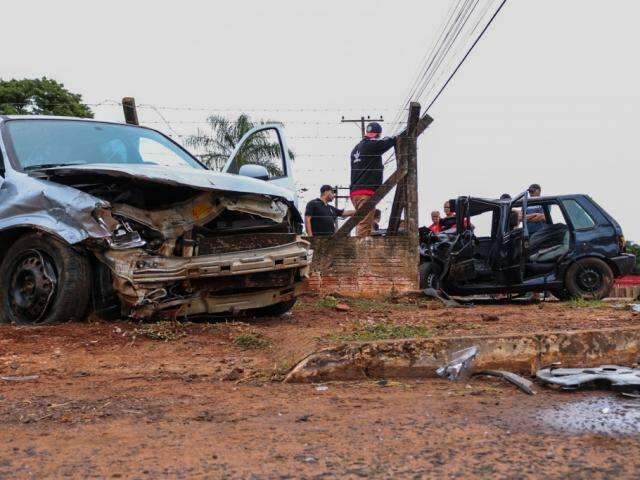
[446,197,477,282]
[222,124,297,204]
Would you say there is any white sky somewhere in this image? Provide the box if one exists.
[4,0,639,239]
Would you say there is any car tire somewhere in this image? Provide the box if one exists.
[564,257,614,300]
[0,233,92,325]
[251,298,297,317]
[419,262,441,290]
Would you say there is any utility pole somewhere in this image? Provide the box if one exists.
[340,115,384,138]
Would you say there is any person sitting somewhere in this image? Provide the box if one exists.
[427,210,442,233]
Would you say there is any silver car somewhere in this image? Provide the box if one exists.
[0,116,311,324]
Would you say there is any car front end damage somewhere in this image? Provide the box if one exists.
[8,164,312,320]
[88,187,311,319]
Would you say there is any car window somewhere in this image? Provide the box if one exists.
[470,210,495,238]
[226,127,286,179]
[562,199,596,229]
[547,203,567,225]
[5,120,203,170]
[139,137,193,168]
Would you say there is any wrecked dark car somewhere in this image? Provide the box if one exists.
[0,116,311,324]
[419,191,635,300]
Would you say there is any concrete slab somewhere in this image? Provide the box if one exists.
[285,326,640,383]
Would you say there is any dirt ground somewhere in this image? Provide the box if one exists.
[2,296,640,479]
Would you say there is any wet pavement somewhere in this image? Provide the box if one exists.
[539,394,640,436]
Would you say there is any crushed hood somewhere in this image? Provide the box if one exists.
[38,163,296,202]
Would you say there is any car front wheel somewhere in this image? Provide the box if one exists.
[564,257,614,300]
[0,233,92,325]
[419,262,441,290]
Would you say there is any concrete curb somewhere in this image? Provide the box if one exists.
[284,326,640,383]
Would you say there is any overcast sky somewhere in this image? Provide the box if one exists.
[4,0,639,239]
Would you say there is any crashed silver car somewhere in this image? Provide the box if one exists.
[0,116,311,324]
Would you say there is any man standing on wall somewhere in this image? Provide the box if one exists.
[349,122,397,236]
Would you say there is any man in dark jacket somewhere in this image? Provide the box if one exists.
[349,122,397,236]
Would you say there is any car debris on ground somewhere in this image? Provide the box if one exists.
[436,346,479,380]
[472,370,536,395]
[536,365,640,394]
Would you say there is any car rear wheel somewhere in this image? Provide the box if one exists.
[0,233,92,325]
[419,262,441,290]
[564,257,614,300]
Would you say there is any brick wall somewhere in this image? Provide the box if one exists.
[305,235,419,298]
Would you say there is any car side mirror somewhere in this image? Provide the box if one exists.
[239,164,269,181]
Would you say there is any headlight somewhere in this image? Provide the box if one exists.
[94,208,146,250]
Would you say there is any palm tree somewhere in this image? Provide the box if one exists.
[185,114,294,175]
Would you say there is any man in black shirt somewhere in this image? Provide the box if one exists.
[350,122,397,236]
[304,185,354,236]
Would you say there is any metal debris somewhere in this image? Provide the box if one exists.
[0,375,40,382]
[536,365,640,391]
[436,346,479,381]
[472,370,536,395]
[423,288,467,308]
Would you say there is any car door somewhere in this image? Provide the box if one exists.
[222,124,296,199]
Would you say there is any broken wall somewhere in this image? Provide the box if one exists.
[306,236,419,298]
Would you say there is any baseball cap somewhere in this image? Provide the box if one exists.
[365,122,382,137]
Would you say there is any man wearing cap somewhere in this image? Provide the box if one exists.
[349,122,397,236]
[304,185,355,236]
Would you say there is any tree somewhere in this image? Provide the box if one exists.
[185,114,294,173]
[0,77,93,118]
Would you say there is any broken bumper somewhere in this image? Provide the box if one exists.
[612,253,636,276]
[99,238,311,317]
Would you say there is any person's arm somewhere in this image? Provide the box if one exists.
[305,216,313,236]
[527,213,546,222]
[372,136,397,154]
[304,202,315,236]
[340,209,356,217]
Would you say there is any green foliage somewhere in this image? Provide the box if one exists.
[0,77,93,118]
[134,321,187,341]
[567,298,606,309]
[626,241,640,274]
[317,295,339,308]
[234,332,269,349]
[328,322,431,342]
[185,114,294,172]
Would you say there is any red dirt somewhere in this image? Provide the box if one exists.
[2,297,639,478]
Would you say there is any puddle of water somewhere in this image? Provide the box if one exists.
[538,395,640,436]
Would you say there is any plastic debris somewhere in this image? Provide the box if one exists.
[536,365,640,392]
[472,370,536,395]
[315,385,329,392]
[436,346,479,381]
[630,304,640,314]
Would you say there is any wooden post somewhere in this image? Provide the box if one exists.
[388,103,424,235]
[404,102,421,239]
[122,97,139,125]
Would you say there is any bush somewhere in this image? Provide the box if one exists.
[626,241,640,274]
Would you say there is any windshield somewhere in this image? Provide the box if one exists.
[5,119,203,170]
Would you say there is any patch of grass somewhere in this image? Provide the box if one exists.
[316,296,339,308]
[567,298,607,309]
[328,322,431,342]
[134,321,187,341]
[316,296,399,312]
[234,332,270,350]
